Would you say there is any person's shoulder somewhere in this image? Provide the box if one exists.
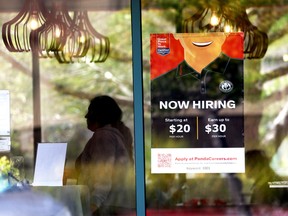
[98,125,125,140]
[115,121,131,133]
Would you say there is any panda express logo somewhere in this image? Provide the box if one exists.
[219,80,233,93]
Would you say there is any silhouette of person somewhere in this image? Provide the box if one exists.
[112,120,134,164]
[75,95,134,216]
[245,150,288,206]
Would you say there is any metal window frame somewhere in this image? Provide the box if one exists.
[131,0,146,215]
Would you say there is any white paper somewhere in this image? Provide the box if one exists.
[0,137,10,152]
[151,147,245,173]
[0,90,10,136]
[32,143,67,186]
[0,90,11,152]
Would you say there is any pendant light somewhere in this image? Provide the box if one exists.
[183,5,268,59]
[2,0,47,52]
[72,11,110,63]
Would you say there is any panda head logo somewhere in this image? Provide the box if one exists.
[219,80,233,93]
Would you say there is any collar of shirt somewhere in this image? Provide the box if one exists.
[175,52,231,79]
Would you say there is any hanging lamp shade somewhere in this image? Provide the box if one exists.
[2,0,110,63]
[53,19,90,63]
[2,0,47,52]
[52,9,91,63]
[183,6,268,59]
[30,6,69,58]
[72,11,110,63]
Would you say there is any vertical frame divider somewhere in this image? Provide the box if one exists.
[131,0,146,215]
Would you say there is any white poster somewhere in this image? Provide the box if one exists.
[150,33,244,173]
[0,90,11,152]
[32,143,67,186]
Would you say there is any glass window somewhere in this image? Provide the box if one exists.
[143,1,288,215]
[0,1,136,215]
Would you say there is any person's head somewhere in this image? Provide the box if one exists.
[85,95,122,131]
